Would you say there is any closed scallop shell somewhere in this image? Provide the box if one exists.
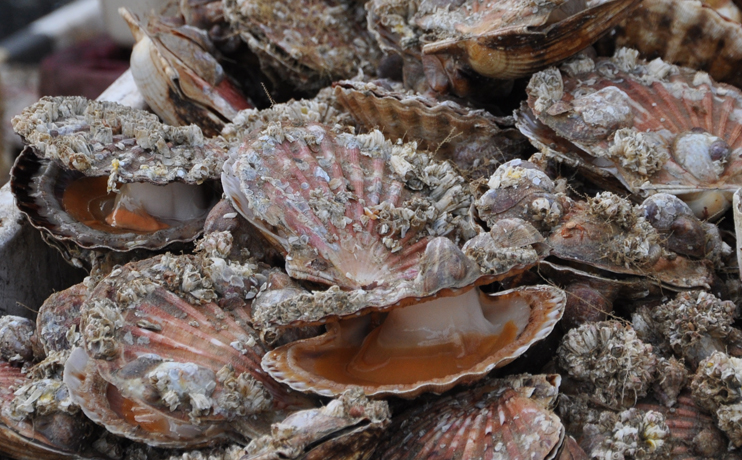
[261,285,565,398]
[369,374,564,460]
[519,49,742,219]
[616,0,742,89]
[36,283,89,355]
[11,97,224,251]
[66,242,315,447]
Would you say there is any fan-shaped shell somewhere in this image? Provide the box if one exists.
[518,49,742,219]
[369,374,564,460]
[11,96,224,251]
[333,79,528,180]
[65,243,315,447]
[616,0,742,89]
[262,285,565,398]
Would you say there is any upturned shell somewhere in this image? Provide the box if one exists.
[518,49,742,219]
[616,0,742,89]
[122,9,252,137]
[11,96,223,251]
[222,0,381,92]
[333,79,528,180]
[262,285,565,398]
[367,0,639,95]
[370,374,564,460]
[64,233,315,447]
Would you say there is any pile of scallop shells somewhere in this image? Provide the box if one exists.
[5,0,742,458]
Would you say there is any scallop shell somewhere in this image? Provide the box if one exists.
[11,96,224,251]
[518,49,742,219]
[547,192,714,289]
[367,0,639,95]
[36,283,88,355]
[333,79,529,180]
[616,0,742,89]
[122,8,252,136]
[262,285,565,398]
[222,0,381,92]
[369,374,564,460]
[65,237,315,447]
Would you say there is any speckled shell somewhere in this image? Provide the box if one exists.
[369,374,564,460]
[36,283,88,354]
[122,9,252,136]
[547,193,714,289]
[10,96,224,251]
[65,247,315,447]
[222,0,381,92]
[518,50,742,219]
[262,285,565,398]
[332,79,528,181]
[616,0,742,89]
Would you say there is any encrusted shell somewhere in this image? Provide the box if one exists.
[36,283,88,355]
[262,285,565,398]
[616,0,742,88]
[122,9,252,136]
[11,96,223,251]
[370,374,564,460]
[518,49,742,219]
[222,0,381,92]
[64,235,315,447]
[333,79,528,180]
[0,316,41,365]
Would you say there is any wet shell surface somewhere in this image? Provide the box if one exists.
[370,374,564,460]
[10,96,224,251]
[616,0,742,89]
[222,0,381,92]
[262,285,565,398]
[122,9,252,136]
[333,79,528,180]
[64,236,315,447]
[518,49,742,219]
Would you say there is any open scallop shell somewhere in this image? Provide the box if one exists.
[65,239,315,447]
[616,0,742,89]
[370,374,564,460]
[11,96,224,251]
[121,8,252,137]
[262,285,565,398]
[518,49,742,219]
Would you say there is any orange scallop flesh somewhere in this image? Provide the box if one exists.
[62,176,169,234]
[264,285,564,397]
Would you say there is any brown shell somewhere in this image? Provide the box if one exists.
[222,0,381,92]
[10,97,224,251]
[65,246,315,447]
[518,50,742,219]
[616,0,742,89]
[36,283,88,354]
[261,285,565,398]
[369,374,564,460]
[122,9,252,136]
[332,79,529,180]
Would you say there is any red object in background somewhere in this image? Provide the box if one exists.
[39,35,130,99]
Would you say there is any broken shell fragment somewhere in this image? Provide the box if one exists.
[519,49,742,220]
[370,374,564,460]
[262,285,565,398]
[11,96,224,251]
[65,238,315,447]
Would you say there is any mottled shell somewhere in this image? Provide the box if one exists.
[370,374,564,460]
[518,49,742,219]
[333,79,529,180]
[36,283,88,355]
[122,9,252,136]
[11,96,223,251]
[616,0,742,89]
[222,0,381,92]
[547,192,713,289]
[65,240,315,447]
[262,285,565,398]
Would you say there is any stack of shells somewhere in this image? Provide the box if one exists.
[3,0,742,458]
